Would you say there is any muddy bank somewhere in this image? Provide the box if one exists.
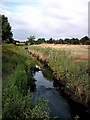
[28,49,90,116]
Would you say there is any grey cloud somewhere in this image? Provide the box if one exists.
[3,0,88,40]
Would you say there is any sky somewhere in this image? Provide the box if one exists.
[1,0,89,41]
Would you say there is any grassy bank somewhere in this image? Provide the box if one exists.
[2,44,49,120]
[28,44,90,106]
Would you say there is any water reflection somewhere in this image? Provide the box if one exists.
[33,65,72,119]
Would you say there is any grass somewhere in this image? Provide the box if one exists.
[28,44,90,105]
[2,44,49,120]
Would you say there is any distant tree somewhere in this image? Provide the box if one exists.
[84,38,90,45]
[80,36,89,45]
[36,38,45,44]
[47,38,54,44]
[1,14,13,43]
[27,36,35,45]
[64,38,71,44]
[54,39,63,44]
[70,38,80,44]
[54,40,58,44]
[59,39,64,44]
[25,41,28,45]
[63,38,80,44]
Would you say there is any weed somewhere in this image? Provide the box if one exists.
[2,44,49,120]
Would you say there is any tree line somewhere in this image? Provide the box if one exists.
[1,14,90,45]
[27,36,90,45]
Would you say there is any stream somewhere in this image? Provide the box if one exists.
[31,64,90,120]
[32,65,72,119]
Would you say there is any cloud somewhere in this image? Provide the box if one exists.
[2,0,89,41]
[3,0,33,2]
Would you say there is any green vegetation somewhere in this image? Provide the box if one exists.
[29,45,90,105]
[0,44,2,120]
[2,44,49,120]
[27,36,36,45]
[1,15,13,43]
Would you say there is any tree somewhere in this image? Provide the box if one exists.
[47,38,54,44]
[80,36,89,45]
[27,36,35,45]
[84,38,90,45]
[36,38,45,44]
[70,38,80,44]
[1,14,13,43]
[64,38,71,44]
[58,39,64,44]
[0,15,2,44]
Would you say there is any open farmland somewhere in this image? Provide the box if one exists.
[28,44,90,106]
[33,44,89,59]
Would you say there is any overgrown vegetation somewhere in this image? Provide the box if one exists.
[2,44,49,120]
[29,45,90,106]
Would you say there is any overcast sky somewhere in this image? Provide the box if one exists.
[1,0,89,41]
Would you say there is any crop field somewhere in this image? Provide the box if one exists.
[29,44,90,105]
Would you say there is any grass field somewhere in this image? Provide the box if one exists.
[33,44,89,59]
[29,44,90,105]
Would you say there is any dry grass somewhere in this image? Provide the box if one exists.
[33,44,89,60]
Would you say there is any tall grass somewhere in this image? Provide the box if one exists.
[2,44,49,120]
[29,45,89,103]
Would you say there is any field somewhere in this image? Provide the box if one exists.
[33,44,89,59]
[28,44,90,105]
[2,44,90,119]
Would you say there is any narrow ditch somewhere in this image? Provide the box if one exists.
[26,49,90,119]
[31,64,89,120]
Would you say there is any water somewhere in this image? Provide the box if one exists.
[33,66,72,119]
